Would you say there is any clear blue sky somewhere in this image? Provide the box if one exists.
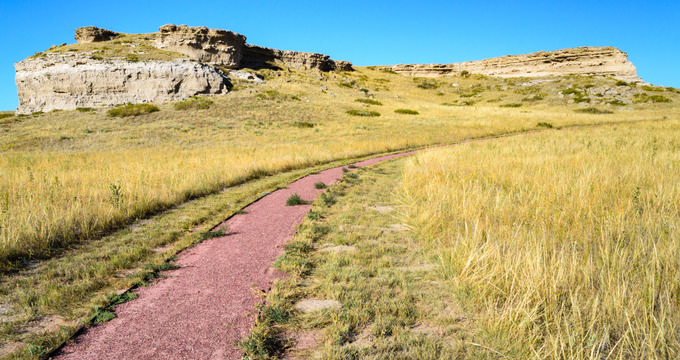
[1,0,678,111]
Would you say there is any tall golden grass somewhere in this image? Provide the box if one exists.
[2,65,677,269]
[399,120,680,358]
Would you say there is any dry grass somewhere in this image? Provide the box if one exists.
[2,66,678,269]
[399,120,680,358]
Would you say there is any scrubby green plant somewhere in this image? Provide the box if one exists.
[607,99,627,106]
[574,107,613,114]
[355,98,382,106]
[460,70,470,78]
[346,110,380,117]
[522,94,546,102]
[174,96,214,110]
[338,79,356,88]
[291,121,315,128]
[314,182,327,189]
[256,90,300,101]
[107,103,159,117]
[394,109,419,115]
[634,93,672,103]
[0,113,14,120]
[415,78,438,89]
[537,122,554,128]
[500,103,522,108]
[76,107,95,112]
[615,80,632,87]
[442,100,475,106]
[124,53,139,62]
[286,193,306,206]
[641,85,666,92]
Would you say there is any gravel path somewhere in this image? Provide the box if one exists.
[51,151,414,360]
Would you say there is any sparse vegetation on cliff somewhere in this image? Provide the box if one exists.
[107,103,160,117]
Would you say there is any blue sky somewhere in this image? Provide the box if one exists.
[1,0,678,111]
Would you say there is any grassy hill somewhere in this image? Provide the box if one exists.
[1,63,679,358]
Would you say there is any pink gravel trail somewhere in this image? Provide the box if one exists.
[51,151,413,360]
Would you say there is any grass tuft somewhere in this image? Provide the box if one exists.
[345,109,380,117]
[286,193,307,206]
[174,96,214,110]
[394,109,419,115]
[355,98,382,106]
[574,107,613,114]
[314,181,327,189]
[107,103,159,117]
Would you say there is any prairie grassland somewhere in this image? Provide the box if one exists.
[399,120,680,358]
[1,66,677,269]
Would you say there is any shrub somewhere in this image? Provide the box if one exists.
[574,107,613,114]
[124,53,139,62]
[0,113,14,120]
[107,103,159,117]
[174,96,214,110]
[291,121,315,128]
[634,93,672,103]
[286,193,306,206]
[460,70,470,78]
[537,122,554,128]
[607,99,626,106]
[522,94,546,102]
[346,110,380,117]
[355,98,382,106]
[394,109,419,115]
[314,182,327,189]
[415,79,438,89]
[500,103,522,108]
[641,85,666,92]
[615,80,631,87]
[256,90,300,101]
[76,107,95,112]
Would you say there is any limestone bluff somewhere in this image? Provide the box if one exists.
[14,24,353,114]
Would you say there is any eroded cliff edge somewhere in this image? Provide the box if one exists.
[376,47,641,82]
[15,24,353,114]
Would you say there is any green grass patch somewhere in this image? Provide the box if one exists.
[607,99,627,106]
[345,109,380,117]
[76,107,95,112]
[394,109,419,115]
[286,193,307,206]
[355,98,382,106]
[314,182,327,189]
[174,96,214,110]
[500,103,522,108]
[634,93,672,103]
[574,107,614,114]
[107,103,159,117]
[291,121,315,128]
[256,90,300,101]
[537,122,554,128]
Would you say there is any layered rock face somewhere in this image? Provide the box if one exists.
[154,24,353,71]
[15,24,353,114]
[15,54,230,114]
[155,24,246,68]
[377,47,640,82]
[75,26,120,43]
[242,44,353,72]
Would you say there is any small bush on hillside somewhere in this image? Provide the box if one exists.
[537,122,554,128]
[291,121,315,128]
[107,103,159,117]
[76,107,95,112]
[355,98,382,106]
[174,96,214,110]
[442,100,475,106]
[460,70,470,78]
[256,90,300,101]
[314,182,327,189]
[607,99,627,106]
[415,79,438,90]
[641,85,666,92]
[124,53,139,62]
[394,109,419,115]
[346,110,380,117]
[634,93,672,103]
[0,113,14,120]
[338,80,356,88]
[574,107,613,114]
[522,94,546,102]
[615,80,632,87]
[500,103,522,108]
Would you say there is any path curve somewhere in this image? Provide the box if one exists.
[51,150,416,360]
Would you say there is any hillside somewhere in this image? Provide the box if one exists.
[2,36,680,358]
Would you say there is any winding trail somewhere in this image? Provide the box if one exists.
[51,151,415,360]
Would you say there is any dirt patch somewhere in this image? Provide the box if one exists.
[282,330,323,360]
[0,342,24,357]
[371,205,394,213]
[18,315,74,335]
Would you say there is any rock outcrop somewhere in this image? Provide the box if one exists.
[155,24,246,68]
[15,24,354,114]
[242,44,353,72]
[376,47,641,82]
[154,24,353,71]
[75,26,120,43]
[15,53,230,114]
